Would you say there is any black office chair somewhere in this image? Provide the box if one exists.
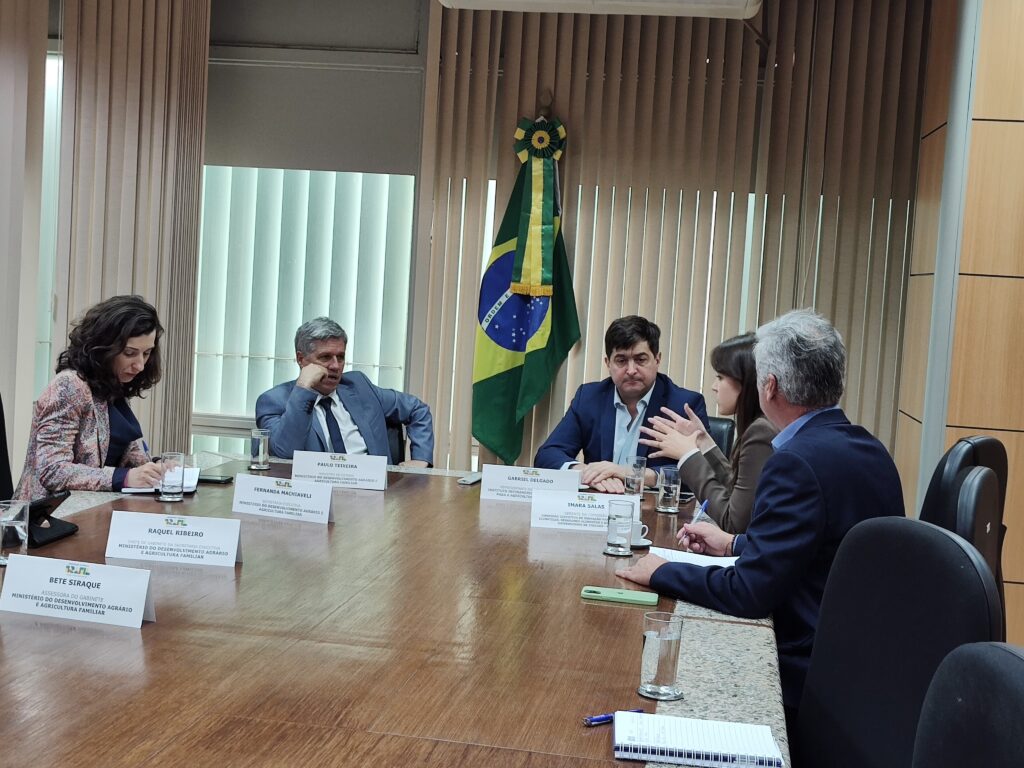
[386,420,406,464]
[955,466,1004,606]
[707,416,736,456]
[0,392,13,500]
[912,642,1024,768]
[795,516,1004,768]
[920,435,1007,603]
[920,435,1007,530]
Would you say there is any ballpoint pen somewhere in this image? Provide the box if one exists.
[691,498,710,525]
[582,708,644,727]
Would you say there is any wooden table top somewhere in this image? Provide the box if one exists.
[0,462,783,767]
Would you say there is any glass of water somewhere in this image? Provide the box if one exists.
[603,500,634,557]
[250,428,270,470]
[656,466,681,513]
[158,452,186,502]
[638,610,685,700]
[0,500,30,566]
[623,456,647,495]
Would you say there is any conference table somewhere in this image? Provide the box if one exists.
[0,460,789,767]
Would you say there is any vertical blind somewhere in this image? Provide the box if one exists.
[193,166,415,421]
[54,0,211,452]
[34,53,64,398]
[411,0,926,470]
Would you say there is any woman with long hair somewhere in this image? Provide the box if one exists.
[639,333,777,533]
[16,295,166,500]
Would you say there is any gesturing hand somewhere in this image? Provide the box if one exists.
[638,419,699,460]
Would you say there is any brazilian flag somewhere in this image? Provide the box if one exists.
[472,117,581,464]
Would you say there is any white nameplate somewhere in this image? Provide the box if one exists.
[232,474,333,524]
[480,464,581,502]
[0,555,155,628]
[291,450,388,491]
[530,491,642,530]
[105,510,242,567]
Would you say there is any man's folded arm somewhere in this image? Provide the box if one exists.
[256,386,318,459]
[377,386,434,464]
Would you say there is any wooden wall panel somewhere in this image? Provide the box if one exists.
[895,411,923,516]
[1006,582,1024,645]
[911,126,945,275]
[948,276,1024,430]
[947,426,1024,582]
[899,275,933,420]
[920,0,959,137]
[961,122,1024,277]
[973,0,1024,120]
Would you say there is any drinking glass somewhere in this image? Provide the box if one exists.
[250,428,270,470]
[638,611,685,700]
[623,456,647,496]
[0,500,29,566]
[158,452,185,502]
[656,466,681,513]
[603,500,634,557]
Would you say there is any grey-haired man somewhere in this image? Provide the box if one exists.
[255,317,433,466]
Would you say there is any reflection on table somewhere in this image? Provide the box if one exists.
[0,460,787,767]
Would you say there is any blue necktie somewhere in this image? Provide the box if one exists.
[317,398,347,454]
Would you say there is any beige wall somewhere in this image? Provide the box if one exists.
[948,0,1024,642]
[901,0,1024,643]
[894,0,958,513]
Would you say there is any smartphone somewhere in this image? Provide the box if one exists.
[580,586,659,606]
[197,474,233,484]
[456,472,482,486]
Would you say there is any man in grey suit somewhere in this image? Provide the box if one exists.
[255,317,434,466]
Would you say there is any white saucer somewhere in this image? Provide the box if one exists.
[631,537,653,548]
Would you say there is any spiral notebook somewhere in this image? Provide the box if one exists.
[613,711,784,767]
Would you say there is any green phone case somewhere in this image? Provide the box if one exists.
[580,586,659,606]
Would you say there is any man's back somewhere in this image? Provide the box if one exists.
[650,408,904,707]
[758,410,904,701]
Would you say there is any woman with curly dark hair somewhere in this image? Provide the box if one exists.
[15,295,166,500]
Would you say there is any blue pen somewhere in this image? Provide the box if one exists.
[692,498,710,525]
[582,708,644,727]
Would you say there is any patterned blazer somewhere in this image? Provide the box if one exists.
[15,370,150,501]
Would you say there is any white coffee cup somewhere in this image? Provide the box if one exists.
[631,520,650,545]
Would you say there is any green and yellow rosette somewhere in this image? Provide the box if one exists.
[510,117,567,297]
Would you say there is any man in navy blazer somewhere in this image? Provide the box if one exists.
[534,316,708,492]
[255,317,434,465]
[617,309,903,727]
